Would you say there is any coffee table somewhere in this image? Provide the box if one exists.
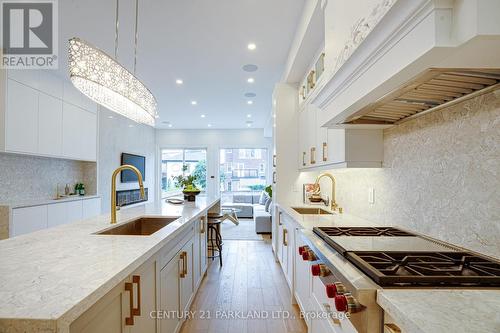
[220,207,242,226]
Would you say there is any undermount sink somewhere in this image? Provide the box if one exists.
[291,207,333,215]
[96,217,180,236]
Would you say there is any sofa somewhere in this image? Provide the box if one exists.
[254,201,272,234]
[224,193,260,218]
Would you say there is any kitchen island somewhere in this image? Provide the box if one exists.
[0,195,220,333]
[275,202,500,333]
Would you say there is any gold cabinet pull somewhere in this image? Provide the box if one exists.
[302,151,306,166]
[131,275,141,316]
[182,251,188,276]
[283,228,288,246]
[310,147,316,164]
[200,216,205,234]
[384,324,402,333]
[322,142,327,161]
[125,281,135,325]
[278,211,282,225]
[179,252,186,278]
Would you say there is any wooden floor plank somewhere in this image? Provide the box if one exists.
[179,239,306,333]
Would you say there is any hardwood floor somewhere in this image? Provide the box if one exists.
[180,238,307,333]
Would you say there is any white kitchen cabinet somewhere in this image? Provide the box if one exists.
[0,69,98,161]
[62,102,97,161]
[70,258,157,333]
[82,198,101,219]
[69,278,130,333]
[299,102,383,169]
[180,238,194,313]
[11,205,48,237]
[159,235,195,333]
[130,260,157,333]
[5,79,38,154]
[38,92,63,156]
[47,200,83,228]
[193,215,207,289]
[295,231,312,327]
[298,107,309,168]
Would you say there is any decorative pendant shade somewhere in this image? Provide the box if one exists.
[69,38,157,126]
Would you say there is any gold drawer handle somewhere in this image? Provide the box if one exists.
[283,228,288,246]
[200,216,205,234]
[125,281,134,325]
[302,152,306,166]
[310,147,316,164]
[179,252,186,278]
[322,142,327,161]
[131,275,141,316]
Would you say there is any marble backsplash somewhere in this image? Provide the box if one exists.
[0,153,96,204]
[314,91,500,259]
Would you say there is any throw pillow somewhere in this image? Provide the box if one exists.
[265,198,272,212]
[259,191,269,205]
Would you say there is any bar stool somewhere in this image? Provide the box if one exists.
[207,218,223,267]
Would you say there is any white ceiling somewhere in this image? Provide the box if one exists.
[58,0,305,129]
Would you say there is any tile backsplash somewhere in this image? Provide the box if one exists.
[314,91,500,259]
[0,153,96,203]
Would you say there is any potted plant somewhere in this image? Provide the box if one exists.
[172,165,201,201]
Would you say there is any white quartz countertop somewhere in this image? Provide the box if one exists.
[377,289,500,333]
[0,196,219,330]
[276,202,500,333]
[0,194,101,209]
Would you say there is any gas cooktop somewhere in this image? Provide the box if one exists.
[312,226,500,287]
[314,226,416,237]
[346,251,500,287]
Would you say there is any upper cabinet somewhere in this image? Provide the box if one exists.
[298,103,383,170]
[0,69,98,161]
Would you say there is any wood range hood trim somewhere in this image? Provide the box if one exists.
[313,0,500,129]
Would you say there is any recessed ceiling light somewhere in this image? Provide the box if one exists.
[247,123,252,127]
[242,64,258,72]
[273,123,276,128]
[107,115,114,119]
[247,100,253,105]
[247,78,255,83]
[201,114,206,118]
[175,79,183,85]
[207,124,212,127]
[247,43,256,50]
[128,124,134,128]
[244,92,256,98]
[191,101,197,105]
[247,114,252,118]
[162,121,173,128]
[273,114,276,118]
[246,120,253,127]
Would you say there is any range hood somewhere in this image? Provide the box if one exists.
[314,0,500,129]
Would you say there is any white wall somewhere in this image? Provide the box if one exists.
[156,129,273,199]
[98,108,156,213]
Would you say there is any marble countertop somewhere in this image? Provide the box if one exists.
[378,289,500,333]
[0,195,220,331]
[276,202,500,333]
[0,194,101,209]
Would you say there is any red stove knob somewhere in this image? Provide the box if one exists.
[326,282,346,298]
[335,294,348,312]
[302,249,316,261]
[311,264,330,277]
[298,246,309,255]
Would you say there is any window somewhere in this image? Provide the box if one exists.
[219,148,268,202]
[161,149,207,198]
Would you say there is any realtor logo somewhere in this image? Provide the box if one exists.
[1,0,58,68]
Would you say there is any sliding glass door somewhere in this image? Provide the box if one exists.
[161,149,207,198]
